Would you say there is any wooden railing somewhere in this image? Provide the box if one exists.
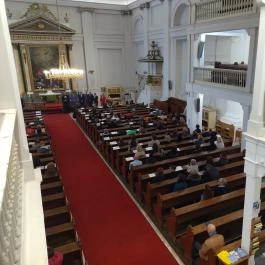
[195,0,256,22]
[194,67,247,88]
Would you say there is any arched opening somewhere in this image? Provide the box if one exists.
[173,4,189,27]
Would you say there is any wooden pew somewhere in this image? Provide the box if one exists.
[166,184,265,242]
[181,202,265,262]
[55,242,83,265]
[138,154,244,200]
[153,170,245,226]
[143,153,244,211]
[128,145,241,193]
[46,222,76,247]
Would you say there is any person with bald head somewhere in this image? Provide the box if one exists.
[199,223,225,261]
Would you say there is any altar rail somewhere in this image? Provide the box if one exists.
[194,67,247,89]
[0,109,47,265]
[195,0,256,22]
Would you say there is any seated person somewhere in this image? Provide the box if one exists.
[215,134,225,149]
[135,144,146,159]
[186,159,202,184]
[148,134,160,147]
[129,155,143,170]
[36,140,50,153]
[215,178,229,196]
[145,151,157,164]
[165,146,180,159]
[214,153,229,167]
[201,184,214,200]
[26,126,35,136]
[203,157,220,181]
[164,131,171,143]
[128,136,137,151]
[196,134,204,146]
[179,116,187,126]
[44,162,58,179]
[150,167,165,184]
[182,126,190,137]
[48,246,63,265]
[172,173,188,192]
[199,224,224,262]
[194,124,201,134]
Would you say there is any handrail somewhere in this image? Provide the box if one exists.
[195,0,256,22]
[194,67,247,88]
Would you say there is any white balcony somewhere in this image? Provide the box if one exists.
[194,67,247,90]
[0,109,47,265]
[195,0,256,22]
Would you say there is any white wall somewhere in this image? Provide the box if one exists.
[203,31,250,65]
[204,97,243,128]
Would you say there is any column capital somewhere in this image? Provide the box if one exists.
[77,7,94,13]
[256,0,265,7]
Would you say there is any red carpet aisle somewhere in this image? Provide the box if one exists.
[44,114,179,265]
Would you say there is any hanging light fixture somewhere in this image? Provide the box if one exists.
[44,0,84,80]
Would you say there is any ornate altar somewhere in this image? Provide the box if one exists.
[9,3,76,93]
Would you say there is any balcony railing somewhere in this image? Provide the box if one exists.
[0,111,23,265]
[0,109,47,265]
[195,0,256,22]
[194,67,247,88]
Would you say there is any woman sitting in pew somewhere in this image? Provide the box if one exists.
[186,159,202,185]
[172,173,188,192]
[135,144,146,159]
[214,178,229,196]
[214,153,229,167]
[203,157,220,181]
[215,134,225,149]
[201,184,214,200]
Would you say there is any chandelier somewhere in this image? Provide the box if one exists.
[44,44,84,80]
[44,0,84,80]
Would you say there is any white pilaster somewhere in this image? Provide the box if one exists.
[240,103,252,149]
[247,5,265,137]
[123,12,134,90]
[80,8,95,90]
[162,0,170,100]
[186,83,203,132]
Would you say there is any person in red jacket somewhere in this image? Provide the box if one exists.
[48,247,63,265]
[100,93,106,106]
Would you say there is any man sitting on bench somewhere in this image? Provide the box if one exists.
[192,223,224,265]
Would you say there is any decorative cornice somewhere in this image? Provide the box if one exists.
[77,7,95,13]
[121,10,132,16]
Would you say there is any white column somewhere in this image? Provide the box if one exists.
[162,0,170,100]
[247,4,265,137]
[241,3,265,264]
[241,135,264,265]
[245,28,257,92]
[80,8,95,90]
[186,84,203,132]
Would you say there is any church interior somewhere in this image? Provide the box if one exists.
[1,0,265,265]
